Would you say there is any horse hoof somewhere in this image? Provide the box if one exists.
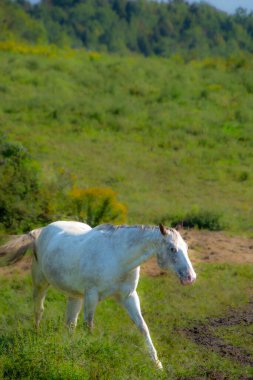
[67,323,76,334]
[156,360,163,370]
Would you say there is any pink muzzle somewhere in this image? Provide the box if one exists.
[180,270,197,285]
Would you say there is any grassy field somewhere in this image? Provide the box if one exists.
[0,44,252,378]
[0,262,252,379]
[0,43,253,232]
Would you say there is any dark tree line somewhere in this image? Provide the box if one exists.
[2,0,253,57]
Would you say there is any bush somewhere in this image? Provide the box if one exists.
[0,135,46,232]
[0,136,127,232]
[68,186,127,227]
[161,209,226,231]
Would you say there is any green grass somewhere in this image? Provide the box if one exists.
[0,263,253,379]
[1,46,253,233]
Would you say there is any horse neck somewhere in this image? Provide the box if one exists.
[117,227,162,272]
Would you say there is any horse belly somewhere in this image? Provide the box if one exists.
[43,257,118,299]
[44,260,84,297]
[36,243,87,297]
[36,226,93,296]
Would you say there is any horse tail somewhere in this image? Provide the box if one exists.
[0,228,43,267]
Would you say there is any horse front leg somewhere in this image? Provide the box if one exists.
[121,291,163,369]
[83,289,99,330]
[66,297,83,331]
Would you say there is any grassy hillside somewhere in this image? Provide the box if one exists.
[1,43,253,232]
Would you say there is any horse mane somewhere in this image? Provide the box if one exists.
[94,224,178,242]
[95,224,158,232]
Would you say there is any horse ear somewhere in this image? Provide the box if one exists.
[175,223,183,231]
[159,223,167,236]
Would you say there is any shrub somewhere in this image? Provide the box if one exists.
[0,135,46,232]
[68,187,127,227]
[161,209,226,231]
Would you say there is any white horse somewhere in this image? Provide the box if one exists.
[0,221,196,369]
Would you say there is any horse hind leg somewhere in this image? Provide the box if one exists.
[33,285,48,329]
[32,261,49,329]
[83,289,99,330]
[66,297,83,331]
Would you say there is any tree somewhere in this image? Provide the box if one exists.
[7,0,253,57]
[0,0,47,43]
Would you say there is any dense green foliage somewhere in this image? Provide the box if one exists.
[0,135,48,231]
[162,209,225,231]
[0,264,252,378]
[0,0,47,44]
[1,0,253,58]
[1,44,253,233]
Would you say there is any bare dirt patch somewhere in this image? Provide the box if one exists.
[142,229,253,276]
[0,256,32,277]
[184,230,253,265]
[182,300,253,368]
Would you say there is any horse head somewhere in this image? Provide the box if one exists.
[156,224,196,285]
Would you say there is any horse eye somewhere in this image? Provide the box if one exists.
[170,247,177,253]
